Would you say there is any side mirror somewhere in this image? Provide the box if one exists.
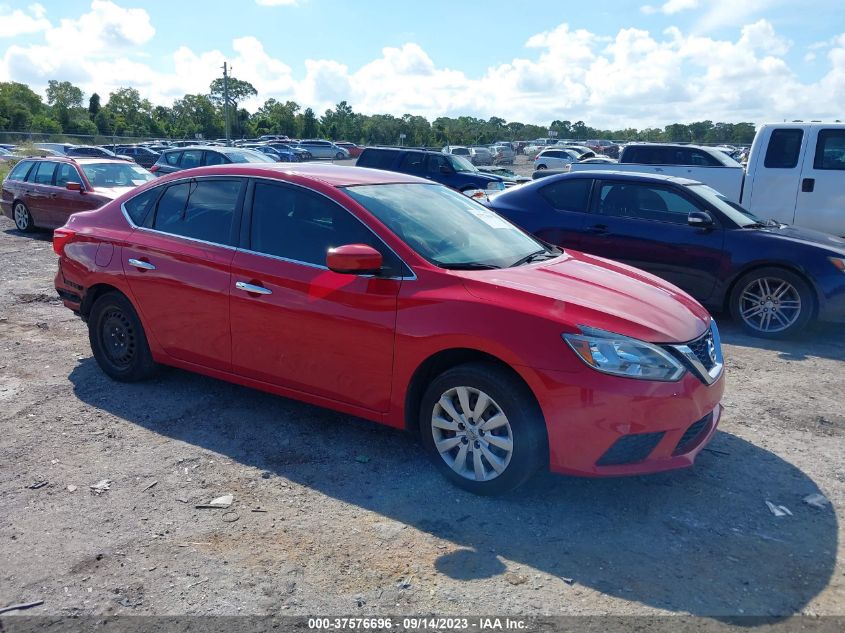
[66,182,82,192]
[439,165,453,174]
[326,244,383,274]
[688,211,714,227]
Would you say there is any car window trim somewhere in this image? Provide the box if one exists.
[538,177,595,213]
[122,175,246,248]
[239,176,416,281]
[119,174,415,279]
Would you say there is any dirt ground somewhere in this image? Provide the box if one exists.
[0,178,844,621]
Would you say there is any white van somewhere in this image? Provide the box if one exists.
[570,123,845,236]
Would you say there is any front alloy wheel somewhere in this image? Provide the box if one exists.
[432,386,513,483]
[730,267,813,338]
[420,362,546,494]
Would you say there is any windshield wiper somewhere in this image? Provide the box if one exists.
[509,247,560,268]
[438,262,501,270]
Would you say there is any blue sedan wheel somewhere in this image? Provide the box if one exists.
[730,267,813,338]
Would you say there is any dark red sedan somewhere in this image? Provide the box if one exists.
[335,142,364,158]
[53,163,724,494]
[2,157,154,232]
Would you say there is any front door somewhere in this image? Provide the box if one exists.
[230,180,401,412]
[795,127,845,236]
[578,179,725,302]
[51,162,93,228]
[123,177,244,371]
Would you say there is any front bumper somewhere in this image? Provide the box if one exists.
[525,365,725,476]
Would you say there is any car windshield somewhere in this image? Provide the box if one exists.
[343,183,549,269]
[688,184,765,227]
[220,149,275,163]
[446,155,477,172]
[80,162,155,187]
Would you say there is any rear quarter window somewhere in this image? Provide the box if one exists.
[539,178,592,212]
[164,152,181,166]
[357,149,397,170]
[123,187,161,226]
[764,129,804,168]
[7,160,34,181]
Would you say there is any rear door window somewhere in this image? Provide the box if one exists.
[31,161,57,185]
[152,179,243,245]
[203,151,227,166]
[539,178,592,212]
[165,152,181,166]
[398,153,425,173]
[180,150,203,169]
[764,129,803,168]
[813,129,845,170]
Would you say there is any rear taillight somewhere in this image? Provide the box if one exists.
[149,164,159,173]
[53,228,76,256]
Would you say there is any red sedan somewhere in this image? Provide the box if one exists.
[335,142,364,158]
[53,163,724,494]
[2,156,154,232]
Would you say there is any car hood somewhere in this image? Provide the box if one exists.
[460,250,711,343]
[461,171,503,182]
[747,224,845,253]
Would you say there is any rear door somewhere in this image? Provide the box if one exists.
[123,178,245,371]
[495,178,591,249]
[794,126,845,236]
[578,179,725,301]
[229,180,402,412]
[23,161,58,226]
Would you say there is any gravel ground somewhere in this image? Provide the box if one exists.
[0,190,843,621]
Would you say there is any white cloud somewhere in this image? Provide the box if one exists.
[1,6,844,131]
[255,0,300,5]
[641,0,699,15]
[0,3,51,38]
[692,0,781,33]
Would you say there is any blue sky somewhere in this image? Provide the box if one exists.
[1,0,844,127]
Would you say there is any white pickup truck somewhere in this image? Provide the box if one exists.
[569,123,845,236]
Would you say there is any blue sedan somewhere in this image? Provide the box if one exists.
[488,171,845,338]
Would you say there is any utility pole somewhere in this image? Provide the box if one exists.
[222,61,230,145]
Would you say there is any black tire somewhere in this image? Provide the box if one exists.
[13,201,35,232]
[536,164,547,170]
[419,362,547,495]
[89,292,157,381]
[729,267,814,338]
[335,152,344,160]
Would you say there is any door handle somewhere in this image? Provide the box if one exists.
[235,281,272,296]
[801,178,815,192]
[128,258,156,271]
[586,224,609,234]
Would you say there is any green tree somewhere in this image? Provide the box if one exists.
[88,93,101,119]
[298,107,319,138]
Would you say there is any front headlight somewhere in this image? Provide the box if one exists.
[563,327,685,381]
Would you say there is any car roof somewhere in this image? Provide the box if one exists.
[20,155,128,165]
[158,162,430,187]
[537,170,702,186]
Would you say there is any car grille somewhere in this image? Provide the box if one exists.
[687,328,717,371]
[596,432,665,466]
[672,413,713,455]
